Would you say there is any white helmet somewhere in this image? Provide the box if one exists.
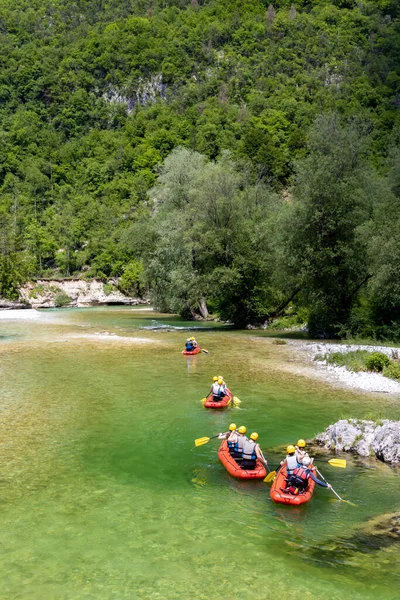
[302,457,311,467]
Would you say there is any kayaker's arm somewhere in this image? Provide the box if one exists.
[309,472,331,488]
[218,431,229,440]
[256,445,268,467]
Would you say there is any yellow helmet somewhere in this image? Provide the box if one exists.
[250,432,259,441]
[218,375,223,380]
[229,423,237,431]
[297,439,306,448]
[190,337,195,341]
[238,426,246,434]
[213,376,218,381]
[286,445,296,454]
[217,378,223,384]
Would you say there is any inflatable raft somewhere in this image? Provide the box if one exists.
[204,388,233,409]
[270,464,316,505]
[182,346,201,355]
[218,441,267,479]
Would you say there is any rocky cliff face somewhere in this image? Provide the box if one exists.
[315,419,400,463]
[19,279,148,308]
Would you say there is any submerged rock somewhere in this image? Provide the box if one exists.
[315,418,400,463]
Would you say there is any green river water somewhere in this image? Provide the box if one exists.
[0,307,399,600]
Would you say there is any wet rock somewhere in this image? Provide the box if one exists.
[315,418,400,463]
[0,299,31,309]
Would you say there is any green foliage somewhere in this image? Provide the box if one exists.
[0,0,399,335]
[383,362,400,380]
[53,291,72,307]
[118,260,144,296]
[103,283,117,296]
[326,349,398,378]
[141,147,281,324]
[364,351,391,372]
[325,350,371,371]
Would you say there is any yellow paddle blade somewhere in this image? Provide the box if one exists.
[342,499,358,507]
[264,471,276,483]
[233,396,241,405]
[194,437,210,447]
[328,458,347,468]
[200,397,207,404]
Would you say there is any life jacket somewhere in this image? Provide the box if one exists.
[236,433,247,453]
[185,342,193,350]
[242,439,257,461]
[227,431,238,452]
[286,454,299,472]
[212,382,220,395]
[288,466,309,489]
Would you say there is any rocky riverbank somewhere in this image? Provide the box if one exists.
[315,418,400,463]
[288,340,400,394]
[16,278,148,308]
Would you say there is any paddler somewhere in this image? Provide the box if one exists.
[229,425,247,461]
[211,377,227,402]
[280,445,300,474]
[295,439,314,465]
[190,336,198,348]
[218,423,237,454]
[185,338,194,351]
[285,457,332,495]
[240,432,268,471]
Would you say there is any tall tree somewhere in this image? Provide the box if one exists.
[281,114,374,337]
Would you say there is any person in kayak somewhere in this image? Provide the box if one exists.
[280,445,300,474]
[218,423,237,454]
[295,439,314,465]
[229,425,247,461]
[211,377,227,402]
[185,338,194,351]
[285,457,332,495]
[240,432,268,471]
[190,336,198,348]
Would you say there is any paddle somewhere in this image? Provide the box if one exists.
[316,467,357,506]
[264,469,278,483]
[229,395,241,408]
[194,434,220,447]
[315,458,346,468]
[201,348,209,354]
[264,457,346,483]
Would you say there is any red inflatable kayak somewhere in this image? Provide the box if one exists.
[204,388,233,409]
[218,441,267,479]
[270,464,316,505]
[182,346,201,355]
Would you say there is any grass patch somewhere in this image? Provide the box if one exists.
[326,350,370,372]
[326,350,400,380]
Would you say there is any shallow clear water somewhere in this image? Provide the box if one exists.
[0,307,399,599]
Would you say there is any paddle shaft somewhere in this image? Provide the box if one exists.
[316,468,342,500]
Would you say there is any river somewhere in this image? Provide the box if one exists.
[0,307,399,599]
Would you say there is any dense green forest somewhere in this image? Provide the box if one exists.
[0,0,400,337]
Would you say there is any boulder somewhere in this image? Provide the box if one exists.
[315,418,400,463]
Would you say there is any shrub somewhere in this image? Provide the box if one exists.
[272,339,287,345]
[365,352,390,372]
[383,362,400,380]
[103,283,117,296]
[326,350,370,371]
[54,291,72,307]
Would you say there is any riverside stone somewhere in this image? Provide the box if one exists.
[18,279,148,309]
[315,418,400,463]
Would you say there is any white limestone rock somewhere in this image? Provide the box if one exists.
[315,418,400,463]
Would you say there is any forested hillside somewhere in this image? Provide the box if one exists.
[1,0,400,337]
